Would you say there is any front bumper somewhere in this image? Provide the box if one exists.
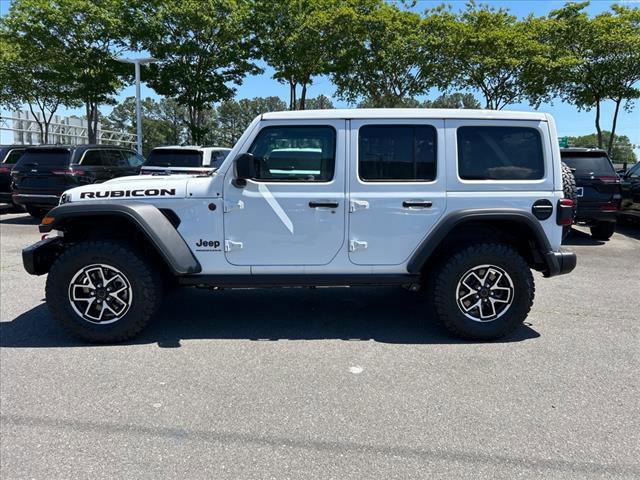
[22,236,63,275]
[13,193,60,208]
[543,250,577,277]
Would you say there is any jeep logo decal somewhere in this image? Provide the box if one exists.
[195,239,221,252]
[80,188,176,199]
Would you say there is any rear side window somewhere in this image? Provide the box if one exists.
[457,126,544,180]
[16,149,71,168]
[3,149,25,164]
[80,150,106,166]
[561,154,615,176]
[359,125,437,181]
[146,150,203,168]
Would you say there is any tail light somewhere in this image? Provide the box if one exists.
[557,198,574,226]
[600,201,619,212]
[0,166,11,174]
[598,176,620,184]
[52,168,85,177]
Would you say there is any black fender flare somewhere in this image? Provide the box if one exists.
[406,209,553,274]
[38,202,201,275]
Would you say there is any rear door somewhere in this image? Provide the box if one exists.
[348,119,446,265]
[78,149,110,182]
[13,149,72,194]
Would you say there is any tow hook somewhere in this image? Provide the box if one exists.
[403,283,421,292]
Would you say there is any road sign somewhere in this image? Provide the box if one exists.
[559,136,569,148]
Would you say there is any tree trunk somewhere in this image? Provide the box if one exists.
[607,98,622,158]
[85,102,98,143]
[594,99,603,149]
[299,83,307,110]
[289,80,297,110]
[27,104,45,144]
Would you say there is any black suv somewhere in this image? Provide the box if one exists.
[0,145,27,207]
[619,161,640,222]
[560,148,622,240]
[11,145,144,218]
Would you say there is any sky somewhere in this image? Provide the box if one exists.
[1,0,639,154]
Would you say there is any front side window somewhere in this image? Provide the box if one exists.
[123,151,145,167]
[359,125,437,181]
[248,126,336,182]
[457,126,544,180]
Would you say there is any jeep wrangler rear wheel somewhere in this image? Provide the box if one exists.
[46,241,163,342]
[433,243,534,340]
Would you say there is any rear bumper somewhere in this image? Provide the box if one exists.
[0,191,13,203]
[13,193,60,208]
[576,207,618,224]
[543,250,577,277]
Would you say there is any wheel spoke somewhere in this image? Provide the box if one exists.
[461,298,482,313]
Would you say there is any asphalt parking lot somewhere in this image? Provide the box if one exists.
[1,209,639,480]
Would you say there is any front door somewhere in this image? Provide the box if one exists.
[223,120,346,266]
[348,119,447,265]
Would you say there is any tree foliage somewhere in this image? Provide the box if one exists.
[330,2,444,107]
[134,0,260,143]
[547,2,640,155]
[2,0,130,143]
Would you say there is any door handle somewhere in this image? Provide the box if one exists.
[402,200,432,208]
[309,201,339,208]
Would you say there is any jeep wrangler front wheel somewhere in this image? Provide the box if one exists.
[46,241,163,342]
[432,243,535,340]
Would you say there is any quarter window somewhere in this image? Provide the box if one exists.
[248,126,336,182]
[358,125,437,181]
[457,126,544,180]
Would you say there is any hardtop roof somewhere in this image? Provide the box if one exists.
[261,108,549,121]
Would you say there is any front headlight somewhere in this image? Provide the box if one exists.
[59,193,71,205]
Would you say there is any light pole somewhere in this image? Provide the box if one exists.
[117,57,157,155]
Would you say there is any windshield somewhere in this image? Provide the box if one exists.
[561,154,616,177]
[15,149,71,168]
[145,149,202,168]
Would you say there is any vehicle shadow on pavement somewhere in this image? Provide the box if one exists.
[615,221,640,241]
[562,228,606,246]
[0,213,39,225]
[0,287,540,348]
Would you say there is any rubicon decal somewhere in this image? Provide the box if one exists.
[80,188,176,199]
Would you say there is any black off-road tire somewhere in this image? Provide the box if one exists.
[46,241,163,343]
[561,161,577,240]
[433,243,535,340]
[590,221,616,240]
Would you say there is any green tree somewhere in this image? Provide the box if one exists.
[330,2,443,108]
[304,95,335,110]
[423,93,481,109]
[134,0,260,144]
[567,131,638,165]
[104,96,188,155]
[250,0,340,110]
[3,0,130,143]
[548,2,640,154]
[211,96,287,146]
[433,2,550,110]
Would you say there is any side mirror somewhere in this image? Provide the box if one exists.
[233,153,257,187]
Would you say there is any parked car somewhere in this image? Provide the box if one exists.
[619,161,640,222]
[0,145,27,207]
[560,148,622,240]
[140,146,231,175]
[24,109,576,342]
[11,144,144,218]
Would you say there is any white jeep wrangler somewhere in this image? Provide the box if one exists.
[23,109,576,342]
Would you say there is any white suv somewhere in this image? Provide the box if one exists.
[140,146,231,175]
[24,109,576,342]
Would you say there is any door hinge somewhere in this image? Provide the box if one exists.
[224,200,245,213]
[224,240,244,252]
[349,199,370,213]
[349,240,368,252]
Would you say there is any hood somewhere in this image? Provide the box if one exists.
[61,175,189,203]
